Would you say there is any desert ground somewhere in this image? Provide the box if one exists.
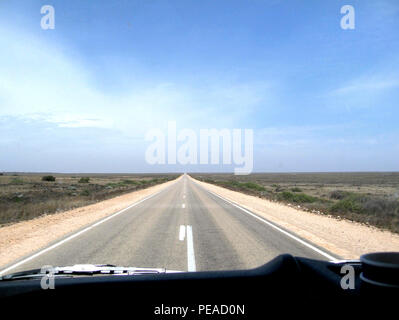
[0,173,178,226]
[191,172,399,233]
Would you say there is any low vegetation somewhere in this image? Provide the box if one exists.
[192,173,399,233]
[0,174,178,226]
[78,177,90,183]
[42,175,56,182]
[277,191,318,203]
[9,178,24,185]
[217,180,266,192]
[291,187,302,192]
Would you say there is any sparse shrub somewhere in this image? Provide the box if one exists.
[122,179,139,185]
[330,192,364,213]
[216,180,266,192]
[270,184,284,191]
[42,175,56,182]
[330,193,399,216]
[10,178,24,185]
[330,198,362,213]
[81,190,90,196]
[242,182,266,191]
[291,187,302,192]
[278,191,317,203]
[330,190,351,200]
[324,192,399,231]
[78,177,90,183]
[277,191,293,201]
[363,198,393,213]
[106,182,120,188]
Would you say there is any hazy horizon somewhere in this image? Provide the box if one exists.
[3,170,399,175]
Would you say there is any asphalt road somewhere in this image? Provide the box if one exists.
[5,175,336,274]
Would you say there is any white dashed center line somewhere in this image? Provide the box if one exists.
[179,225,186,241]
[178,225,196,272]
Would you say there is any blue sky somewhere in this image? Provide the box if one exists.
[0,0,398,172]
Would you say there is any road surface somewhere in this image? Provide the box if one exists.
[3,175,337,274]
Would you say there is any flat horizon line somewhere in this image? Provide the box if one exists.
[2,171,399,175]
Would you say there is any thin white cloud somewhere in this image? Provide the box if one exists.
[0,24,273,135]
[332,78,399,96]
[325,67,399,110]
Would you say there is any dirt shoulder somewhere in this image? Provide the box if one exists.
[192,176,399,259]
[0,177,180,269]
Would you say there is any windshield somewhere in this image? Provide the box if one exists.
[0,0,398,277]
